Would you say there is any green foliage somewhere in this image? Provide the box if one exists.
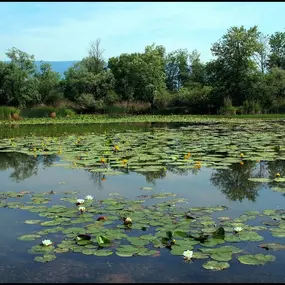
[106,101,151,116]
[35,62,63,106]
[171,86,212,114]
[209,26,262,106]
[165,49,189,91]
[1,27,285,115]
[240,100,262,114]
[108,44,166,104]
[3,47,40,108]
[268,31,285,69]
[20,107,75,118]
[0,106,20,119]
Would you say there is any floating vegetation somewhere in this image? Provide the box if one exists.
[0,188,284,272]
[3,120,285,275]
[237,254,276,265]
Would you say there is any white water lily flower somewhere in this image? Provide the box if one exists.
[42,239,52,246]
[78,206,86,212]
[183,250,193,260]
[85,195,93,200]
[77,199,85,204]
[234,227,243,232]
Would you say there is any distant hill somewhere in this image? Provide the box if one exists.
[35,61,78,76]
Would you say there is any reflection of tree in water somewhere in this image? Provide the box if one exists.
[41,154,57,168]
[266,160,285,188]
[0,152,57,183]
[88,172,106,190]
[0,152,38,182]
[144,169,166,185]
[210,161,261,202]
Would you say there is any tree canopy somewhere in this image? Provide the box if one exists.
[1,27,285,115]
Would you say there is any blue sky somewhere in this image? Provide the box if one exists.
[0,2,284,62]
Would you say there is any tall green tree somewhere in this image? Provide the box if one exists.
[268,31,285,70]
[209,26,262,106]
[165,49,189,91]
[253,33,270,74]
[0,61,9,105]
[2,47,39,107]
[35,62,63,106]
[187,49,207,87]
[108,44,167,104]
[63,40,115,109]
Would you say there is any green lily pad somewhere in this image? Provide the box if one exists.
[170,246,188,256]
[82,249,97,255]
[199,245,242,254]
[140,187,153,191]
[94,250,113,256]
[201,238,225,247]
[259,243,285,251]
[28,245,55,254]
[138,249,158,256]
[24,220,42,225]
[237,254,276,265]
[238,231,264,242]
[202,261,230,271]
[18,234,41,241]
[248,178,271,183]
[34,254,56,263]
[41,220,62,227]
[210,252,232,261]
[54,248,69,253]
[192,252,209,259]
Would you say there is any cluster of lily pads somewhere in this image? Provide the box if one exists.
[1,189,285,270]
[1,121,285,183]
[2,114,282,126]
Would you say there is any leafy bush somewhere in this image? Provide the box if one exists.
[153,90,173,109]
[0,106,20,120]
[240,100,262,114]
[20,106,75,118]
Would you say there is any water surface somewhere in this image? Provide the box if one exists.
[0,122,285,283]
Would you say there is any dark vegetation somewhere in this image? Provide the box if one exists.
[1,25,285,118]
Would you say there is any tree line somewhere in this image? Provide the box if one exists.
[1,25,285,115]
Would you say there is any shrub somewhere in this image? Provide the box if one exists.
[240,100,262,114]
[0,106,20,120]
[20,106,75,118]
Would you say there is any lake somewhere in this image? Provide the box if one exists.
[1,121,285,283]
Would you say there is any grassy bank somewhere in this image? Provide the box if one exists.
[1,113,285,125]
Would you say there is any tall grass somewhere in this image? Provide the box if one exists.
[20,106,75,118]
[0,106,20,120]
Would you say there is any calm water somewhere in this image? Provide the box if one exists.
[1,123,285,283]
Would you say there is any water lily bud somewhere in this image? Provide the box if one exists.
[124,217,132,224]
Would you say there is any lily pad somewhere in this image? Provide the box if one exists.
[18,234,41,241]
[34,254,56,263]
[24,220,42,225]
[94,250,113,256]
[202,261,230,271]
[210,252,232,262]
[237,254,276,265]
[238,231,264,242]
[259,243,285,251]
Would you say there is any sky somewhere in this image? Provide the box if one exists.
[0,2,284,62]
